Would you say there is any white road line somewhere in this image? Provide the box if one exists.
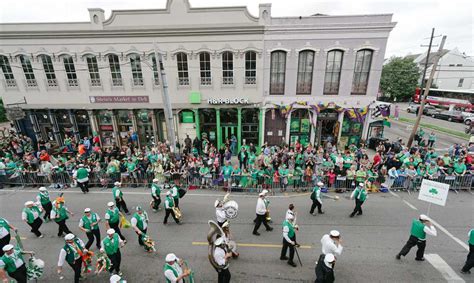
[429,219,469,251]
[425,254,465,283]
[389,190,400,198]
[390,191,469,252]
[402,200,418,210]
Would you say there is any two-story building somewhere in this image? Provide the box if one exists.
[0,0,396,150]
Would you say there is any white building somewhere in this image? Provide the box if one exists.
[0,0,395,150]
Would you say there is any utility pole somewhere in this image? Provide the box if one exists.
[154,43,176,153]
[407,34,446,147]
[419,28,435,91]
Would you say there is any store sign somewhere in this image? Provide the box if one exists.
[89,96,149,103]
[207,98,250,105]
[100,125,113,131]
[418,179,449,206]
[6,107,25,120]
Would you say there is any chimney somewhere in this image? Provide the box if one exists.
[88,8,105,29]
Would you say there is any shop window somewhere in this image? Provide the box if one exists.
[130,54,144,86]
[199,52,211,85]
[270,51,286,94]
[19,55,37,87]
[245,51,256,84]
[63,56,78,87]
[296,50,314,94]
[351,49,373,95]
[86,56,101,86]
[222,51,234,85]
[176,52,189,86]
[108,54,122,86]
[0,55,14,80]
[324,50,343,95]
[39,55,57,87]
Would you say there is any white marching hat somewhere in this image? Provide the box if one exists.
[259,192,265,196]
[107,229,115,235]
[114,182,121,186]
[359,183,364,187]
[214,237,224,246]
[324,253,335,263]
[2,244,14,252]
[24,201,34,206]
[222,221,229,228]
[419,214,429,221]
[262,189,269,195]
[214,200,221,207]
[78,164,84,167]
[84,208,91,213]
[330,230,340,237]
[38,187,47,191]
[317,181,324,187]
[152,179,159,183]
[64,233,75,241]
[107,202,115,207]
[165,253,177,262]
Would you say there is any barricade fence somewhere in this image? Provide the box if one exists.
[0,169,472,193]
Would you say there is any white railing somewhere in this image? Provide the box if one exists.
[46,79,58,88]
[200,77,212,86]
[4,79,17,88]
[111,78,123,87]
[244,76,256,85]
[132,78,144,87]
[67,79,79,88]
[89,78,102,87]
[178,77,190,86]
[153,78,160,86]
[25,79,38,88]
[222,77,234,85]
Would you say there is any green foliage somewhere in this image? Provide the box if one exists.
[380,57,420,101]
[0,98,7,122]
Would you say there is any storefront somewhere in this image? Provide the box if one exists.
[241,108,259,147]
[97,110,116,147]
[289,109,311,146]
[116,110,134,146]
[264,108,286,146]
[199,108,217,146]
[136,110,154,147]
[314,110,340,147]
[340,113,363,147]
[55,110,74,138]
[75,110,92,139]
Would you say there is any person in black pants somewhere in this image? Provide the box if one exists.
[78,208,101,250]
[280,215,299,267]
[315,253,336,283]
[213,237,232,283]
[101,229,124,276]
[461,229,473,274]
[310,182,324,215]
[163,192,180,225]
[252,193,273,236]
[105,202,126,242]
[57,234,85,283]
[0,244,34,283]
[396,215,437,261]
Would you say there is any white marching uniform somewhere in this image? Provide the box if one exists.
[216,208,226,224]
[321,234,343,256]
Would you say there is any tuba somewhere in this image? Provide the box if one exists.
[221,193,239,219]
[172,207,182,220]
[207,220,229,271]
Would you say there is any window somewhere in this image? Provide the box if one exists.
[245,51,256,85]
[86,56,101,87]
[222,51,234,85]
[296,50,315,94]
[151,55,160,85]
[176,52,189,86]
[458,78,464,87]
[39,55,57,87]
[199,52,211,85]
[19,55,37,87]
[324,50,343,95]
[108,54,122,86]
[270,51,286,94]
[130,54,144,86]
[351,49,373,95]
[0,55,16,88]
[63,56,78,87]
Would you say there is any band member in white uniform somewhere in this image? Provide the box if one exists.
[286,204,295,220]
[213,237,232,283]
[215,200,227,227]
[321,230,343,257]
[163,253,190,283]
[252,192,273,236]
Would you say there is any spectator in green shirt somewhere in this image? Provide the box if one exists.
[453,159,467,176]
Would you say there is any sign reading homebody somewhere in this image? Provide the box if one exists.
[90,96,149,103]
[208,98,250,105]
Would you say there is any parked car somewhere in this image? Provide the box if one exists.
[465,116,474,125]
[423,105,440,116]
[433,110,464,122]
[406,103,419,113]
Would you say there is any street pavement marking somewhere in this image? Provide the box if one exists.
[391,191,469,252]
[425,254,465,283]
[192,241,312,249]
[402,200,418,210]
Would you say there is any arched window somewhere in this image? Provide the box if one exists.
[245,51,256,85]
[150,54,160,85]
[108,54,122,86]
[324,50,343,95]
[39,55,57,87]
[199,52,211,85]
[222,51,233,85]
[0,55,16,88]
[176,52,189,86]
[63,56,78,87]
[352,49,373,95]
[296,50,315,94]
[86,56,101,87]
[270,51,286,94]
[130,54,144,86]
[19,55,37,87]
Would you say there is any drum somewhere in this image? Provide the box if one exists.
[223,200,239,219]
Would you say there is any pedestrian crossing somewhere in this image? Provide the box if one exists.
[425,254,465,283]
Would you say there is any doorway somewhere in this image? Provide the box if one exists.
[221,125,237,153]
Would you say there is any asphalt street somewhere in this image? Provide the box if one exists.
[0,186,472,282]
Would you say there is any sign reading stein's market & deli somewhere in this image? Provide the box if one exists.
[207,98,250,105]
[89,96,149,103]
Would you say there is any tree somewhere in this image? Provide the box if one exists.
[0,98,7,123]
[380,57,420,101]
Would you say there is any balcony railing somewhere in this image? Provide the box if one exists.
[296,82,312,94]
[4,79,17,88]
[323,82,339,95]
[132,78,144,87]
[25,79,38,88]
[46,79,58,88]
[200,77,212,86]
[111,78,123,87]
[178,77,190,86]
[90,78,102,87]
[244,76,256,85]
[222,77,234,85]
[270,83,285,94]
[67,79,79,88]
[153,77,160,86]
